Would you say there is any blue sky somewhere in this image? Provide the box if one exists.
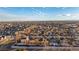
[0,7,79,21]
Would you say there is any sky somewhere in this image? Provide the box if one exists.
[0,7,79,21]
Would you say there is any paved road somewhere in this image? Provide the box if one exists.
[11,46,79,51]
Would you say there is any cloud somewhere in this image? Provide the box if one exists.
[62,7,67,9]
[62,13,79,17]
[56,13,79,20]
[57,13,71,17]
[65,14,71,16]
[0,12,29,21]
[0,12,49,21]
[0,11,79,21]
[31,8,49,20]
